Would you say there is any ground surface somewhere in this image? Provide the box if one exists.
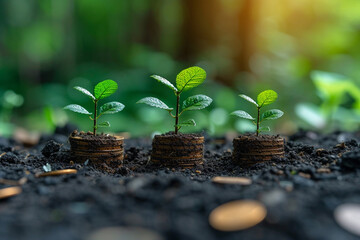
[0,128,360,240]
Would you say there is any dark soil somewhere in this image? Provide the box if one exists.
[234,134,283,141]
[159,131,202,138]
[0,127,360,240]
[70,130,117,140]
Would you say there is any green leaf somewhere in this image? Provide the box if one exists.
[64,104,92,115]
[182,94,212,112]
[259,126,270,132]
[99,101,125,115]
[257,90,278,107]
[177,119,196,127]
[74,86,95,100]
[261,109,284,121]
[151,75,178,92]
[137,97,173,111]
[239,94,258,106]
[176,66,206,92]
[230,110,255,120]
[94,80,118,100]
[98,121,110,127]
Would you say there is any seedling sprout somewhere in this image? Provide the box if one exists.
[231,90,283,136]
[64,80,124,135]
[137,66,212,134]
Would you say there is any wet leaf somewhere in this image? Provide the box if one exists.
[239,94,258,106]
[182,94,212,112]
[259,126,270,132]
[99,102,125,115]
[261,109,283,121]
[137,97,173,111]
[176,66,206,92]
[98,121,110,127]
[230,110,255,120]
[177,119,196,127]
[94,80,118,100]
[64,104,92,115]
[74,86,95,100]
[257,90,278,107]
[151,75,178,92]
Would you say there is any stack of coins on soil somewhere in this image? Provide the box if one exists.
[233,135,285,166]
[69,135,124,167]
[151,134,204,168]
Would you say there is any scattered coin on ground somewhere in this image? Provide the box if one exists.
[209,200,267,231]
[36,169,77,178]
[334,203,360,237]
[0,177,27,186]
[316,168,331,173]
[0,187,22,200]
[212,176,252,185]
[87,227,164,240]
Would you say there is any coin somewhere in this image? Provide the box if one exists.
[36,169,77,178]
[0,177,27,186]
[87,227,164,240]
[209,200,267,231]
[334,203,360,237]
[212,176,252,185]
[0,186,22,200]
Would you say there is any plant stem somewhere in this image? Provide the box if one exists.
[93,100,98,135]
[256,107,260,136]
[175,93,180,134]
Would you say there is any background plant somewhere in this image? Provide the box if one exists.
[0,90,24,137]
[64,80,124,135]
[137,66,212,134]
[231,90,283,136]
[296,71,360,131]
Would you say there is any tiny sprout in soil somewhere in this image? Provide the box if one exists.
[137,66,212,134]
[64,80,125,135]
[231,90,283,136]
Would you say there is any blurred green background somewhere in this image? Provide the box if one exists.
[1,0,360,137]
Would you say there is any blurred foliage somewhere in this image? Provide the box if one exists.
[0,90,24,136]
[0,0,360,137]
[296,71,360,131]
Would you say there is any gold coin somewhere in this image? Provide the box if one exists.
[212,176,252,185]
[334,203,360,237]
[0,186,22,200]
[87,227,164,240]
[209,200,267,231]
[36,169,77,178]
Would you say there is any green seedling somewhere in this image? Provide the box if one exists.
[64,80,124,135]
[137,66,212,134]
[231,90,283,136]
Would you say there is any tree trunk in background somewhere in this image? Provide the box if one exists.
[142,1,161,50]
[236,0,256,74]
[179,0,256,86]
[178,0,219,61]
